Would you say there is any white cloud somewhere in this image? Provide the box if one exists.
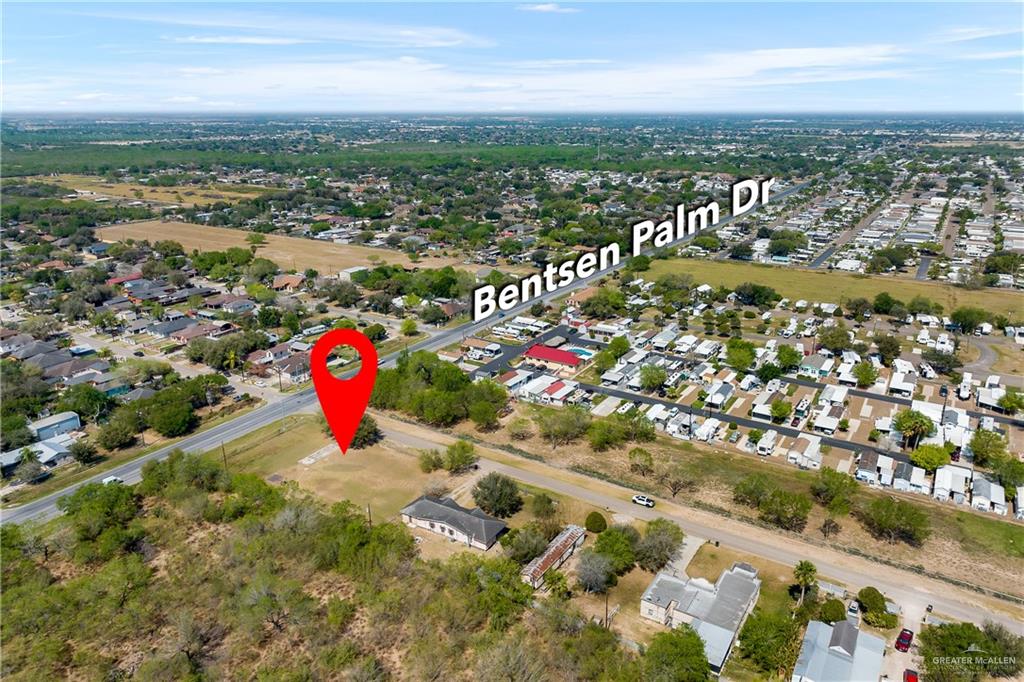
[163,95,202,103]
[73,9,492,48]
[517,4,580,14]
[169,35,315,45]
[502,58,611,69]
[934,26,1023,43]
[959,49,1024,61]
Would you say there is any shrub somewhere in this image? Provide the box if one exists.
[585,511,607,533]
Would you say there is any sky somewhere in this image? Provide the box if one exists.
[2,2,1022,113]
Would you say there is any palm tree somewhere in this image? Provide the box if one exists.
[793,560,817,606]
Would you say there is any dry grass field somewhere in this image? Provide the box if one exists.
[97,220,468,275]
[48,174,268,206]
[646,259,1024,318]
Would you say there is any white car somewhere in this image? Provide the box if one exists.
[631,494,655,508]
[102,476,124,485]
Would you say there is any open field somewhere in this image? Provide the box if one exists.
[646,259,1024,318]
[97,220,468,275]
[47,174,269,206]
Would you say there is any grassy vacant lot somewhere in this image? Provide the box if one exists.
[646,259,1023,317]
[48,174,269,206]
[96,221,467,276]
[212,413,441,521]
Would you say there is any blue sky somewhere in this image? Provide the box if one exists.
[3,2,1022,112]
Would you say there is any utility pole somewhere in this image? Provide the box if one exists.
[604,591,609,627]
[221,441,228,472]
[365,503,372,526]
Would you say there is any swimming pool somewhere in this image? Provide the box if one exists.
[568,347,594,358]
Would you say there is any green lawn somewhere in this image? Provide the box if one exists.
[646,259,1023,317]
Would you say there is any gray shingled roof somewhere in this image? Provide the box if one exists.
[400,496,506,547]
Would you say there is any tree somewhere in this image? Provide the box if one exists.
[537,407,591,448]
[69,439,99,465]
[893,409,935,449]
[860,497,930,545]
[531,493,556,520]
[851,361,878,388]
[997,391,1024,416]
[628,447,654,477]
[593,527,636,575]
[584,511,607,533]
[950,306,988,334]
[96,412,139,451]
[920,621,1024,682]
[363,323,387,343]
[733,474,774,508]
[576,549,614,593]
[793,560,817,606]
[472,472,522,517]
[911,443,951,472]
[147,400,195,437]
[592,350,615,374]
[776,345,801,370]
[725,338,756,371]
[56,385,111,422]
[443,439,478,474]
[874,335,902,366]
[658,461,699,498]
[759,490,812,531]
[810,469,858,516]
[400,318,418,336]
[737,610,801,676]
[643,626,710,682]
[636,519,684,572]
[418,449,443,473]
[468,400,499,430]
[817,323,851,354]
[969,429,1007,468]
[14,448,44,483]
[769,400,792,422]
[640,365,667,392]
[756,363,782,384]
[607,335,630,359]
[505,526,548,564]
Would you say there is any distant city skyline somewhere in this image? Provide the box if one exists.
[3,2,1022,113]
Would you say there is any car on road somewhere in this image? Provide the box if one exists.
[895,628,914,652]
[102,476,124,485]
[903,671,919,682]
[631,494,655,508]
[790,417,801,427]
[132,350,144,357]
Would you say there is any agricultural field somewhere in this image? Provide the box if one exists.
[646,259,1024,318]
[46,174,269,206]
[96,220,468,275]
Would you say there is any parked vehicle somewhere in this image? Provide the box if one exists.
[896,629,914,652]
[631,494,655,508]
[903,671,919,682]
[132,350,144,357]
[102,476,124,485]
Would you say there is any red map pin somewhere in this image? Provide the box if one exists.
[311,328,378,454]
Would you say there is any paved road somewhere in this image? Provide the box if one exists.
[1,180,812,527]
[916,256,933,280]
[381,422,1024,633]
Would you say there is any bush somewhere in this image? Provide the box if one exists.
[820,598,847,624]
[584,511,607,533]
[419,450,443,473]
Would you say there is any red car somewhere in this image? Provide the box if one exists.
[896,629,914,652]
[903,670,919,682]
